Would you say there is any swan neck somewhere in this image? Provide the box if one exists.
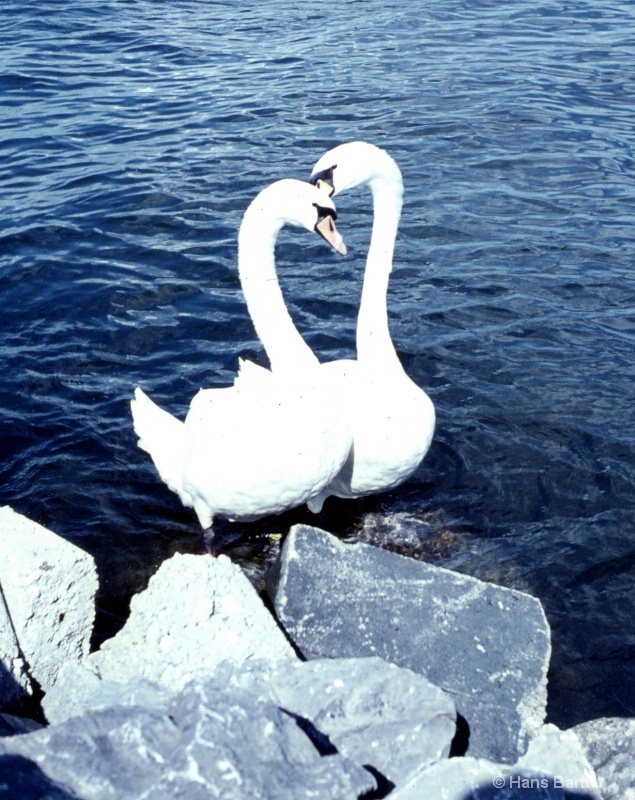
[356,179,403,367]
[238,206,319,374]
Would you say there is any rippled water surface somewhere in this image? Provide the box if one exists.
[2,0,635,728]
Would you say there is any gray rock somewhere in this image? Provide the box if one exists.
[227,655,456,789]
[45,656,454,790]
[0,587,33,711]
[42,660,172,726]
[517,724,601,799]
[572,716,635,800]
[0,506,98,693]
[0,679,376,800]
[90,552,296,689]
[268,525,551,763]
[389,724,602,800]
[388,756,566,799]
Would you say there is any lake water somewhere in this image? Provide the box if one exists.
[2,0,635,729]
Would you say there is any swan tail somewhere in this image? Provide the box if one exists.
[193,500,213,531]
[131,387,190,499]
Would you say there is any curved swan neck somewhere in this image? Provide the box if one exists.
[356,176,403,368]
[238,203,319,375]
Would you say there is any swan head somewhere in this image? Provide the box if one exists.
[310,141,403,200]
[244,179,347,255]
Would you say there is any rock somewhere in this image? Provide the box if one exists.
[572,716,635,800]
[0,506,98,693]
[387,756,566,799]
[0,679,376,800]
[517,723,601,799]
[0,588,33,711]
[388,723,602,800]
[90,552,296,689]
[226,655,456,789]
[42,659,171,726]
[45,655,455,790]
[267,525,551,763]
[0,712,42,737]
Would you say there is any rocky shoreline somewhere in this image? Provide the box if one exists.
[0,505,632,798]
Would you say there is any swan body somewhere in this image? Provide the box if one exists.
[306,142,435,510]
[131,179,352,538]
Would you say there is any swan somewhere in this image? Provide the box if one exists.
[305,142,435,511]
[131,179,352,547]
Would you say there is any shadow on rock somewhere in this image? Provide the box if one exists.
[0,754,79,799]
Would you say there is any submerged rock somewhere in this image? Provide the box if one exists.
[268,524,551,763]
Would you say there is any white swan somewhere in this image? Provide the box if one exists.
[305,142,435,511]
[131,179,352,546]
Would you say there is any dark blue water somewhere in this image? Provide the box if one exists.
[2,0,635,728]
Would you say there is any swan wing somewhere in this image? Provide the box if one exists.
[182,379,351,521]
[233,357,273,391]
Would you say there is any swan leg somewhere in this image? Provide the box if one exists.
[307,490,329,514]
[203,526,217,556]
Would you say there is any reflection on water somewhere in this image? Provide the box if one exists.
[1,0,635,728]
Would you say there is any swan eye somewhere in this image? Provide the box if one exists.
[311,165,336,197]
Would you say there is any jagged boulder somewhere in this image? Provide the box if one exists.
[224,655,456,789]
[389,756,566,799]
[387,723,600,800]
[0,679,375,800]
[0,589,32,711]
[44,655,455,791]
[572,716,635,800]
[0,506,97,694]
[268,525,551,763]
[42,660,171,726]
[1,511,609,800]
[515,724,601,799]
[90,551,296,689]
